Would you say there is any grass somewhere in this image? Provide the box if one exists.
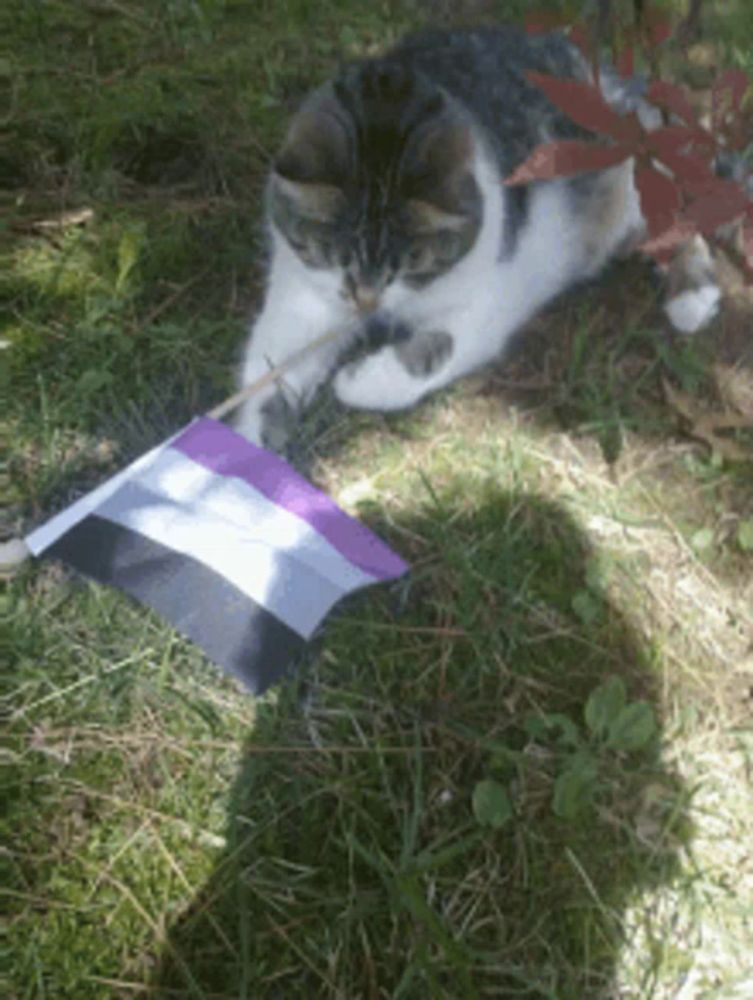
[3,1,753,997]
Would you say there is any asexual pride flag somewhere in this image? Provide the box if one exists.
[25,418,408,693]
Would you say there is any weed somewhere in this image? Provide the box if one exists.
[3,1,753,997]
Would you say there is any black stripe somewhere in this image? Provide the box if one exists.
[46,516,307,695]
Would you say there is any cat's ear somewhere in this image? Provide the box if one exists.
[410,119,473,181]
[274,89,350,186]
[404,118,480,218]
[271,90,349,220]
[405,199,470,235]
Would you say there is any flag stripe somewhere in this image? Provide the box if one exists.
[133,445,380,591]
[45,515,306,693]
[172,417,407,580]
[24,436,173,556]
[95,479,348,639]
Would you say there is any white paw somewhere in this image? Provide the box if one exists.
[664,285,721,334]
[333,360,367,408]
[230,401,265,445]
[334,349,423,411]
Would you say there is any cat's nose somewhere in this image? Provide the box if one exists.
[353,285,380,315]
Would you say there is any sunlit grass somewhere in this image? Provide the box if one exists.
[3,1,753,997]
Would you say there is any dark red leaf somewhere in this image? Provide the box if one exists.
[526,72,642,143]
[743,221,753,255]
[636,167,681,237]
[616,46,635,80]
[567,25,596,71]
[723,111,753,152]
[683,177,751,202]
[742,223,753,278]
[659,150,715,184]
[524,11,569,34]
[644,13,674,50]
[647,125,715,158]
[712,69,751,130]
[647,81,699,127]
[685,185,751,233]
[640,220,696,262]
[505,141,631,185]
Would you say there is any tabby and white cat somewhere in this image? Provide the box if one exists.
[234,26,720,447]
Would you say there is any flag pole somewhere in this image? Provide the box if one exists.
[206,328,343,420]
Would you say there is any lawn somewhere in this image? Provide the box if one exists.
[2,1,753,997]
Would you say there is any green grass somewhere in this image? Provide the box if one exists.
[3,1,753,997]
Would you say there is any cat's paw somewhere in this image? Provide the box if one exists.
[396,330,454,377]
[232,392,293,450]
[335,331,454,411]
[664,285,721,334]
[663,234,721,334]
[232,403,265,445]
[360,315,412,351]
[334,348,423,411]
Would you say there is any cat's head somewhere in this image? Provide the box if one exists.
[268,61,482,313]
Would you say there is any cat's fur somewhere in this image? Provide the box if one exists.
[234,26,720,447]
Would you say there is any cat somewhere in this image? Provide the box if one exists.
[233,26,721,448]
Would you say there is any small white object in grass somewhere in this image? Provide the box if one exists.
[0,538,31,572]
[664,285,721,334]
[338,477,376,509]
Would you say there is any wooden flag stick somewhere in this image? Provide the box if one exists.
[206,328,344,421]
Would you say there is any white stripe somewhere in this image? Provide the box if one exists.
[132,446,377,591]
[24,427,187,556]
[96,481,345,639]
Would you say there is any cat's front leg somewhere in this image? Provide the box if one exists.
[663,234,721,334]
[334,326,474,412]
[233,285,346,447]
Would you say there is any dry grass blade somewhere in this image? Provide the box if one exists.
[5,2,753,997]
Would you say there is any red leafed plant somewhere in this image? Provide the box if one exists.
[509,6,753,281]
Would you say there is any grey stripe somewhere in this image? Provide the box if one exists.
[95,479,346,639]
[46,515,308,694]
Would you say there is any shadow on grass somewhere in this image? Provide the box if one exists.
[151,489,691,999]
[477,255,753,467]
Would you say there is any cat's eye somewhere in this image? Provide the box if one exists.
[438,232,460,260]
[406,244,430,270]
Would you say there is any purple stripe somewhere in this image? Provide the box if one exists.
[170,417,408,581]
